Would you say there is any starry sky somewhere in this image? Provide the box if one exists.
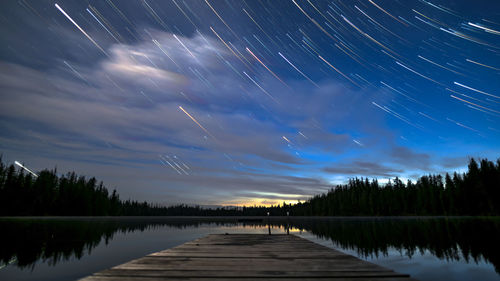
[0,0,499,206]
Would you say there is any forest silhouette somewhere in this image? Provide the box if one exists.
[0,156,499,216]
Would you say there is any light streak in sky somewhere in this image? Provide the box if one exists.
[302,39,322,57]
[210,27,250,69]
[86,8,119,42]
[353,139,363,146]
[454,82,500,99]
[242,8,279,48]
[438,27,496,48]
[368,0,408,26]
[354,5,407,42]
[338,42,364,63]
[395,61,444,86]
[306,0,341,38]
[140,91,154,104]
[278,52,319,88]
[418,112,440,123]
[282,136,292,144]
[159,155,182,175]
[468,22,500,35]
[341,15,401,58]
[252,34,273,56]
[166,155,189,175]
[465,59,500,71]
[467,105,500,117]
[379,81,429,108]
[106,0,135,28]
[419,0,461,17]
[205,0,238,39]
[318,55,360,87]
[173,34,196,59]
[380,49,399,61]
[334,43,366,67]
[173,155,191,171]
[63,60,88,84]
[14,161,38,177]
[372,102,422,129]
[179,106,216,139]
[298,131,308,139]
[418,55,463,75]
[172,0,198,29]
[445,88,484,103]
[141,0,170,31]
[152,39,180,68]
[88,5,123,42]
[246,48,288,88]
[243,71,279,104]
[291,0,337,42]
[450,95,500,114]
[229,41,253,67]
[446,118,480,133]
[55,3,108,56]
[412,9,448,28]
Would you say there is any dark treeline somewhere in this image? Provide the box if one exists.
[0,157,499,216]
[293,157,500,216]
[0,158,159,216]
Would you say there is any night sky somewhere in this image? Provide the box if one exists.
[0,0,499,206]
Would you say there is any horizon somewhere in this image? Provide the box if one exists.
[1,0,499,207]
[4,155,489,208]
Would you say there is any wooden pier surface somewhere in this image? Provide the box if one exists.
[79,234,416,280]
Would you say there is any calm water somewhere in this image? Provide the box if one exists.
[0,217,499,281]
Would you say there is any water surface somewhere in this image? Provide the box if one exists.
[0,217,499,281]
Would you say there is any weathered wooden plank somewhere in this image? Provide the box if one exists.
[117,257,375,266]
[111,257,394,272]
[148,252,351,258]
[160,244,343,249]
[95,269,409,278]
[79,234,417,281]
[160,248,339,252]
[83,277,416,281]
[113,264,390,271]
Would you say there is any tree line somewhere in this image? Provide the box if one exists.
[0,157,498,216]
[293,157,500,216]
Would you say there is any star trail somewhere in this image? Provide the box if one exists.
[0,0,498,206]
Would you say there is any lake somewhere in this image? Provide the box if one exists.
[0,217,499,281]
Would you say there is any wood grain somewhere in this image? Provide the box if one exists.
[79,234,417,280]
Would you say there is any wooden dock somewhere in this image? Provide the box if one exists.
[79,234,416,280]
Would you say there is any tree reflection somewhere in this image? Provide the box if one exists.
[0,217,499,274]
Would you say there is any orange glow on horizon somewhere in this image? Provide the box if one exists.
[219,198,301,208]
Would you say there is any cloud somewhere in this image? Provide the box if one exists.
[323,161,404,178]
[1,30,352,204]
[390,146,431,170]
[440,156,469,168]
[0,29,422,204]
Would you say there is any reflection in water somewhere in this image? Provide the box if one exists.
[0,217,237,269]
[289,217,500,274]
[0,217,499,275]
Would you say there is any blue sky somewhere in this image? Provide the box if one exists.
[0,0,499,206]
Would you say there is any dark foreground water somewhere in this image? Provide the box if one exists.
[0,217,499,281]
